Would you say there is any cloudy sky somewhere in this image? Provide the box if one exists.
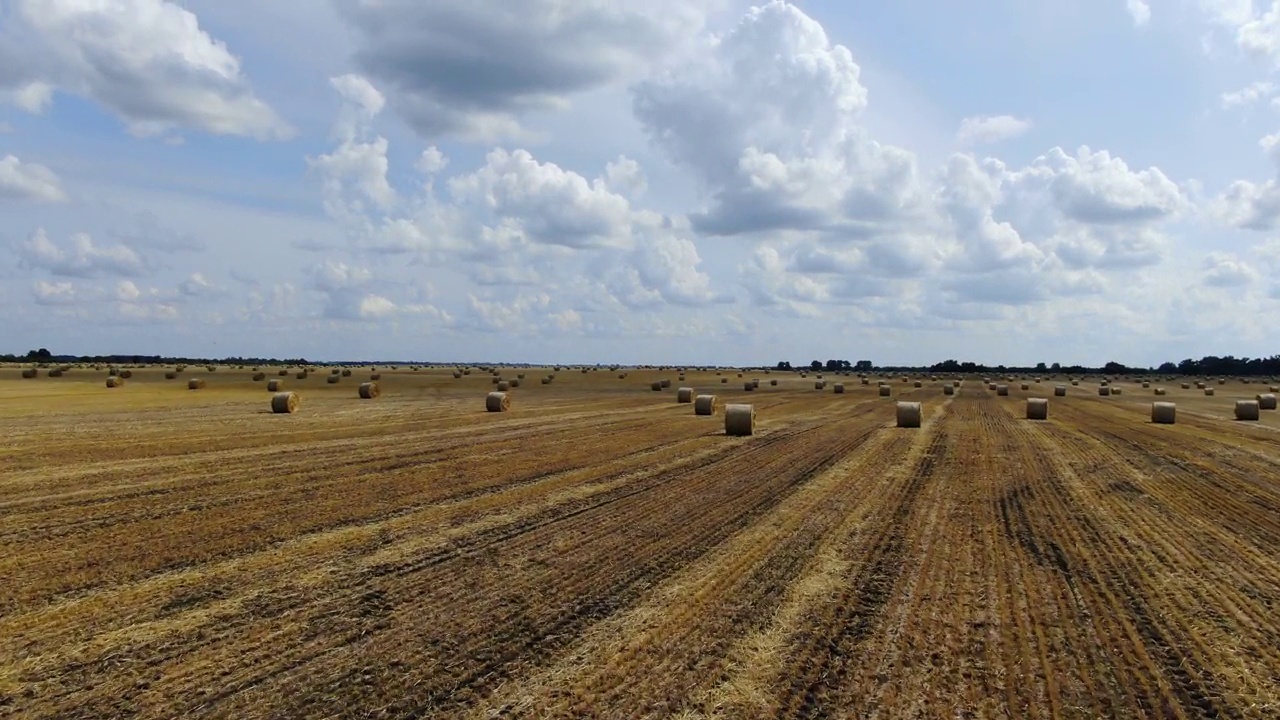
[2,0,1279,366]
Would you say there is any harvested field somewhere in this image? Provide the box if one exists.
[1,368,1279,718]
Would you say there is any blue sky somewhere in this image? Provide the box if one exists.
[2,0,1279,366]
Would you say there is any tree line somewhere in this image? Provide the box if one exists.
[777,355,1280,376]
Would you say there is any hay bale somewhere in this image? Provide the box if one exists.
[486,392,510,412]
[1182,383,1192,390]
[1235,400,1261,421]
[541,377,551,384]
[497,380,510,391]
[660,379,671,388]
[271,391,300,414]
[672,386,694,403]
[509,379,521,388]
[463,369,471,375]
[814,381,825,390]
[1258,393,1277,410]
[913,380,922,388]
[358,381,381,399]
[879,385,891,397]
[997,385,1009,396]
[743,382,755,391]
[341,369,353,377]
[517,373,526,380]
[651,381,662,391]
[953,380,961,387]
[1020,383,1030,391]
[21,368,36,378]
[943,385,955,396]
[48,369,64,378]
[297,372,309,380]
[252,372,266,381]
[861,378,870,385]
[267,379,282,392]
[188,378,206,390]
[371,373,381,381]
[1154,387,1166,396]
[1111,388,1122,395]
[453,372,463,379]
[491,376,500,384]
[896,401,923,428]
[1026,398,1049,420]
[105,376,123,388]
[752,379,760,388]
[327,375,340,384]
[695,394,719,415]
[206,366,216,372]
[1204,388,1215,396]
[1098,387,1111,396]
[1151,402,1176,424]
[1054,385,1067,396]
[724,404,755,436]
[1142,382,1150,388]
[120,370,133,379]
[770,379,778,386]
[834,383,845,394]
[1071,380,1079,386]
[279,370,288,376]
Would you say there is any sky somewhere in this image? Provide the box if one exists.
[2,0,1280,366]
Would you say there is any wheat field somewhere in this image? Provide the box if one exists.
[2,366,1278,718]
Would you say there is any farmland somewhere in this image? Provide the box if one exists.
[2,366,1279,719]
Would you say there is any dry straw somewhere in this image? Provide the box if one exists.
[267,379,282,392]
[770,379,778,386]
[327,375,340,384]
[943,385,955,395]
[724,403,755,436]
[695,394,719,415]
[486,391,510,412]
[1235,400,1261,421]
[48,369,64,377]
[1098,387,1111,396]
[1204,388,1215,396]
[21,368,36,378]
[879,385,891,397]
[814,381,825,390]
[660,379,671,388]
[1026,398,1049,420]
[359,381,381,399]
[188,378,206,390]
[896,401,923,428]
[744,381,755,391]
[279,369,288,376]
[164,371,178,380]
[106,376,123,388]
[834,383,845,394]
[271,391,300,414]
[253,373,266,381]
[997,385,1009,396]
[1154,387,1167,396]
[1020,383,1030,391]
[1258,393,1278,410]
[1151,402,1176,424]
[651,381,663,391]
[1054,385,1067,396]
[677,387,694,403]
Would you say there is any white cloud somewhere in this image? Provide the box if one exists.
[0,154,68,201]
[1203,252,1259,287]
[17,229,149,278]
[32,280,77,306]
[1221,81,1275,109]
[1126,0,1152,27]
[956,115,1033,146]
[0,0,292,139]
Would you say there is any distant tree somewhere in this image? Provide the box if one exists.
[855,360,873,371]
[810,360,822,370]
[1050,362,1061,372]
[26,348,52,360]
[775,361,792,370]
[1156,361,1177,374]
[1035,362,1047,372]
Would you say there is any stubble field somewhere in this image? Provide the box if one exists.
[1,365,1279,719]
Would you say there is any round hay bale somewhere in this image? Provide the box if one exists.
[1182,383,1192,390]
[1098,387,1111,396]
[724,404,755,436]
[453,372,463,379]
[1020,383,1030,391]
[1154,387,1167,396]
[297,372,309,380]
[341,369,353,377]
[879,385,891,397]
[486,391,510,412]
[517,373,526,380]
[1026,398,1049,420]
[1270,385,1279,393]
[834,383,845,394]
[358,381,381,399]
[541,377,551,385]
[278,369,288,376]
[509,379,521,388]
[463,369,471,375]
[943,385,955,395]
[721,378,728,384]
[752,379,760,388]
[371,373,381,381]
[1235,400,1261,421]
[676,387,695,403]
[913,380,922,388]
[861,378,870,385]
[21,368,36,378]
[660,379,671,388]
[1151,402,1177,424]
[997,385,1009,396]
[119,370,133,379]
[695,394,719,415]
[1204,388,1215,396]
[743,382,755,391]
[1071,380,1079,386]
[330,368,340,375]
[267,379,282,392]
[491,376,501,384]
[497,381,510,391]
[188,378,206,390]
[1142,382,1150,388]
[206,366,216,373]
[271,391,300,414]
[814,381,825,390]
[1257,393,1277,410]
[1112,388,1122,395]
[651,381,662,391]
[326,375,340,384]
[896,401,923,428]
[1053,385,1067,397]
[953,380,961,387]
[252,372,266,381]
[105,376,123,388]
[48,368,64,377]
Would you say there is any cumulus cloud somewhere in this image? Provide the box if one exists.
[0,0,291,139]
[0,154,68,201]
[1126,0,1152,27]
[1221,81,1275,109]
[956,115,1033,146]
[1203,252,1258,287]
[17,229,149,278]
[32,279,77,306]
[337,0,721,141]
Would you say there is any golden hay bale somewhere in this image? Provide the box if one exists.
[1142,382,1150,388]
[861,378,870,385]
[1151,402,1176,424]
[695,394,719,416]
[1257,393,1277,410]
[453,372,463,379]
[1182,383,1192,390]
[161,371,177,380]
[752,379,760,388]
[359,381,381,399]
[341,369,352,377]
[660,379,671,388]
[509,379,521,388]
[943,385,955,395]
[491,376,500,384]
[896,401,923,428]
[21,368,37,378]
[297,372,309,380]
[953,380,961,387]
[1111,388,1122,395]
[814,381,825,390]
[1154,387,1167,396]
[497,380,511,391]
[770,379,778,386]
[1020,383,1030,391]
[1098,386,1111,396]
[371,373,381,381]
[724,403,755,436]
[879,385,891,397]
[278,369,288,376]
[651,381,662,391]
[1071,380,1079,386]
[1235,400,1261,421]
[188,378,206,390]
[252,372,266,381]
[120,370,133,379]
[744,381,755,391]
[834,383,845,394]
[517,373,526,380]
[997,385,1009,396]
[541,377,552,384]
[271,391,300,414]
[327,375,340,384]
[721,377,728,384]
[463,369,471,375]
[206,366,216,372]
[105,376,123,388]
[1270,385,1279,393]
[1026,398,1049,420]
[913,380,922,388]
[1204,388,1214,396]
[1054,385,1067,396]
[486,391,510,412]
[48,369,64,377]
[677,387,695,403]
[267,379,282,392]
